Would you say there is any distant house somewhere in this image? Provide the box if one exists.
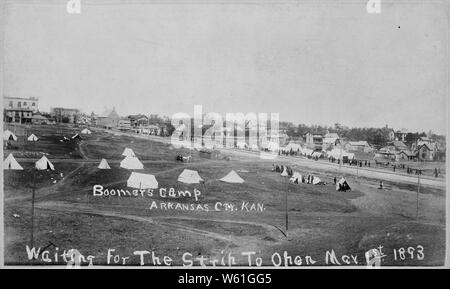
[344,141,373,153]
[411,136,436,151]
[394,129,408,142]
[375,146,396,160]
[416,143,437,161]
[305,132,324,149]
[96,107,120,129]
[51,107,80,123]
[389,140,408,151]
[142,124,161,135]
[322,133,340,149]
[396,150,415,161]
[118,118,132,131]
[387,128,395,141]
[128,114,149,127]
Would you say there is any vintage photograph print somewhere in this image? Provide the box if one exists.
[0,0,448,269]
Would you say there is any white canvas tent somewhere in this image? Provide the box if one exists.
[3,130,17,141]
[27,134,39,141]
[285,142,302,152]
[178,169,203,184]
[327,148,341,159]
[289,172,302,183]
[220,170,245,184]
[35,156,55,170]
[312,176,322,185]
[336,177,351,191]
[98,158,111,169]
[4,153,23,170]
[120,156,144,170]
[327,148,354,160]
[81,128,92,134]
[281,167,288,177]
[127,172,158,189]
[122,148,136,157]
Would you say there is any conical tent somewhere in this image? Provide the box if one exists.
[281,167,288,177]
[81,128,92,134]
[98,158,111,169]
[120,156,144,170]
[27,134,39,141]
[178,169,203,184]
[127,172,158,189]
[35,156,55,170]
[122,148,136,157]
[336,177,350,191]
[3,130,17,141]
[4,154,23,170]
[290,172,302,183]
[220,170,244,184]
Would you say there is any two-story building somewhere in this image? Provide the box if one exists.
[128,114,149,127]
[304,132,324,150]
[51,107,80,123]
[3,96,39,124]
[96,107,120,129]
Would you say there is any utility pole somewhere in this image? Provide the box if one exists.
[30,170,36,249]
[285,177,288,236]
[416,173,420,220]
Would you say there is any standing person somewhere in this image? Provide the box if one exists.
[378,181,383,189]
[393,165,396,172]
[334,176,337,185]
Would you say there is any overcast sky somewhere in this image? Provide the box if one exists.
[2,0,448,134]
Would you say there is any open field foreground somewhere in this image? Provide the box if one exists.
[3,125,446,267]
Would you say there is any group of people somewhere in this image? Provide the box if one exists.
[176,154,191,162]
[272,164,342,187]
[272,164,293,176]
[406,166,422,175]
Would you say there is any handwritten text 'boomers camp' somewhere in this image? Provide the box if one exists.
[92,185,266,213]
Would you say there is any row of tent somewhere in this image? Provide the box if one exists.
[128,169,245,187]
[279,145,356,160]
[4,151,246,186]
[3,128,92,142]
[277,165,324,185]
[275,163,350,191]
[4,154,54,170]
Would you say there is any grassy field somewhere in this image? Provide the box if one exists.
[3,125,446,267]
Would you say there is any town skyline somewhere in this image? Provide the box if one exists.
[2,2,447,135]
[3,95,446,138]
